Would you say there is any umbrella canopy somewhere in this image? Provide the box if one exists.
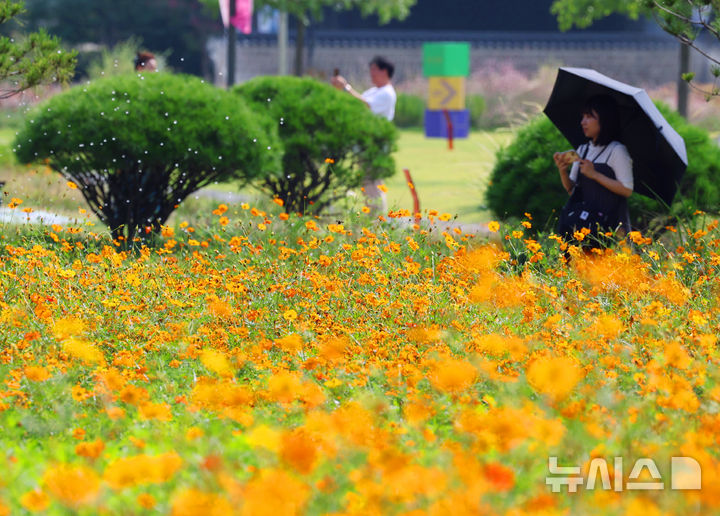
[544,67,687,205]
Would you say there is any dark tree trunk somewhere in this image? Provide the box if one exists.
[294,18,305,76]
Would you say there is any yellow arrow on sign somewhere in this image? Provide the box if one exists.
[428,77,466,110]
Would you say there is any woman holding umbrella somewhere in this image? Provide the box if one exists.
[553,95,633,241]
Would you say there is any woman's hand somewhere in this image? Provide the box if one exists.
[553,152,569,172]
[578,159,598,180]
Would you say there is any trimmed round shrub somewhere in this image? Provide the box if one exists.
[467,94,486,129]
[485,104,720,232]
[14,73,279,242]
[394,93,425,128]
[234,76,397,214]
[485,115,569,229]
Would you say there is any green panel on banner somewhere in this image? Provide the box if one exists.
[422,42,470,77]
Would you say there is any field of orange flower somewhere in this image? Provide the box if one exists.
[1,203,720,515]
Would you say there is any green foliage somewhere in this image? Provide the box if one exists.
[19,0,215,76]
[550,0,720,98]
[393,93,424,128]
[467,94,486,129]
[201,0,416,24]
[550,0,643,31]
[485,116,569,228]
[486,105,720,232]
[0,0,76,98]
[85,38,167,81]
[14,73,279,242]
[234,76,397,214]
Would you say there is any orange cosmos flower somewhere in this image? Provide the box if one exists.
[281,429,318,474]
[24,365,51,382]
[138,401,173,421]
[43,463,100,508]
[275,333,303,353]
[137,493,156,509]
[429,357,478,393]
[104,452,182,489]
[483,463,515,491]
[20,489,50,512]
[526,356,584,402]
[170,488,234,516]
[240,469,310,516]
[76,439,105,459]
[212,204,228,216]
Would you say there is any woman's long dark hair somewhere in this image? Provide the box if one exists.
[582,95,621,146]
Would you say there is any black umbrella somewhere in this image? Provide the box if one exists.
[544,67,687,205]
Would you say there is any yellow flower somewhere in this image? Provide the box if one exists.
[487,221,500,232]
[200,349,234,378]
[282,309,298,322]
[67,181,78,189]
[62,338,104,366]
[245,424,282,452]
[53,316,85,341]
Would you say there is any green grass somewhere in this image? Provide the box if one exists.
[385,129,513,222]
[200,129,514,224]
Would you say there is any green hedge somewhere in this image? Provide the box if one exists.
[234,76,397,214]
[394,93,425,128]
[467,94,486,129]
[14,73,278,241]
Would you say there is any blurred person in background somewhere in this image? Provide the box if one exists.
[331,56,397,214]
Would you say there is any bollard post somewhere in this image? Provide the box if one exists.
[403,168,421,223]
[442,109,454,150]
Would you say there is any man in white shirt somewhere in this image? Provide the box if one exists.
[331,56,397,214]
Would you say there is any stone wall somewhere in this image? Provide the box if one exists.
[207,33,710,89]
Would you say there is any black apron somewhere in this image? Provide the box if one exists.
[557,143,625,239]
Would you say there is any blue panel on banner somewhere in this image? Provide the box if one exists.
[424,109,470,138]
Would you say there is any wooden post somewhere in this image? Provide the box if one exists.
[442,109,454,150]
[403,168,421,222]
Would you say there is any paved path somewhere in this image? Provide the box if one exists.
[0,207,74,225]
